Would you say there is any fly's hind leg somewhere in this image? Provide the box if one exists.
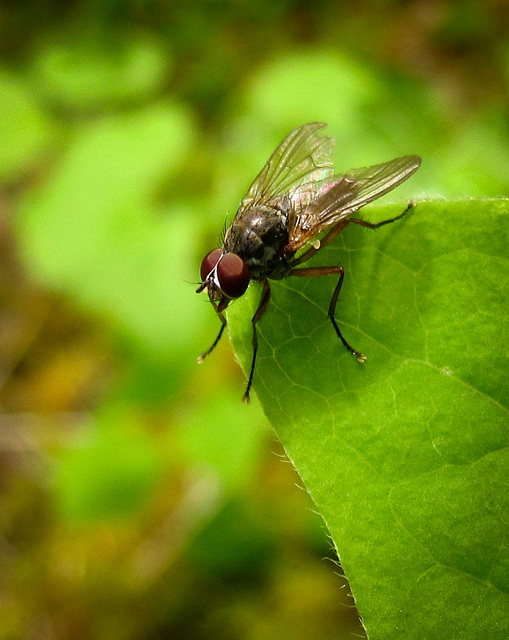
[290,266,366,363]
[350,200,415,229]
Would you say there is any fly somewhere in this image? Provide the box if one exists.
[196,123,421,402]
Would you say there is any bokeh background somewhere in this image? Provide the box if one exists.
[0,1,508,639]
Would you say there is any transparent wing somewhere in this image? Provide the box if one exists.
[237,123,335,214]
[288,155,421,250]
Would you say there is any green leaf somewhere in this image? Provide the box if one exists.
[0,69,53,183]
[15,103,206,401]
[54,408,165,523]
[228,198,509,640]
[175,387,267,492]
[16,104,201,358]
[245,50,380,132]
[32,35,169,109]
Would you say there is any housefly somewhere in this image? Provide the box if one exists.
[196,123,421,402]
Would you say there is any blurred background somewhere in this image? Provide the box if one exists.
[0,1,508,638]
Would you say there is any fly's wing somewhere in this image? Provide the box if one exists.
[287,155,421,250]
[237,123,335,214]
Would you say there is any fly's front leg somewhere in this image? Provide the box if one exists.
[197,308,227,363]
[243,279,271,403]
[290,266,366,363]
[350,200,415,229]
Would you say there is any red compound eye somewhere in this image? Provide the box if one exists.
[216,253,250,298]
[200,248,223,282]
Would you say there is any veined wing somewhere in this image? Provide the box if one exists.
[237,123,335,214]
[288,155,421,250]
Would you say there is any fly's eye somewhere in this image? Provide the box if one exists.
[200,248,223,282]
[217,253,250,298]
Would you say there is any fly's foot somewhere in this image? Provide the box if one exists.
[353,350,367,363]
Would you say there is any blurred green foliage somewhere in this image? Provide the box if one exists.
[0,0,507,638]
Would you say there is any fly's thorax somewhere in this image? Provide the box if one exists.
[224,205,290,279]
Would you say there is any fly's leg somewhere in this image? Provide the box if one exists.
[290,266,366,363]
[285,202,415,361]
[291,220,350,266]
[328,268,367,363]
[197,310,227,363]
[350,200,415,229]
[243,279,271,403]
[290,202,415,266]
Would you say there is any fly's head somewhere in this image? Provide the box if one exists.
[197,248,251,312]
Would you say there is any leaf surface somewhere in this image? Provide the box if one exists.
[228,198,509,639]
